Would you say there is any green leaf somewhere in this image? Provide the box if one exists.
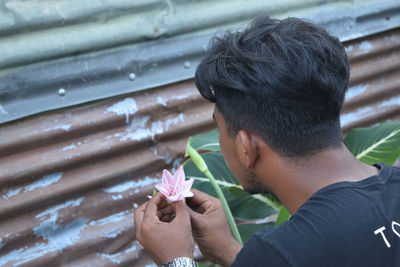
[238,222,275,243]
[344,122,400,165]
[187,128,220,152]
[275,206,290,226]
[228,185,247,198]
[184,152,277,220]
[228,186,282,211]
[152,189,157,196]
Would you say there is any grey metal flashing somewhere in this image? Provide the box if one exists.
[1,0,400,124]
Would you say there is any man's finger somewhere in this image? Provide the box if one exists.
[134,201,148,233]
[188,205,201,223]
[188,189,215,207]
[158,205,174,218]
[160,214,172,222]
[172,200,190,221]
[187,189,218,214]
[143,192,166,221]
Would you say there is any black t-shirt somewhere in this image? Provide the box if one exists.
[232,163,400,267]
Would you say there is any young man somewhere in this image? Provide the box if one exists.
[134,17,400,266]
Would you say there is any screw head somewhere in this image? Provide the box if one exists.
[184,61,191,69]
[58,88,66,96]
[129,73,136,81]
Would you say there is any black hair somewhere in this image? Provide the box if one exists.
[195,17,350,157]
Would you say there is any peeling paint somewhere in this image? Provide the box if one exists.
[115,113,184,142]
[157,96,168,107]
[165,113,185,131]
[105,98,138,123]
[105,176,160,194]
[346,84,369,100]
[378,96,400,108]
[44,124,71,132]
[102,229,122,239]
[62,144,77,151]
[151,147,173,164]
[173,93,192,100]
[25,172,63,192]
[33,218,88,251]
[89,211,128,226]
[150,121,164,137]
[120,116,152,141]
[117,116,164,142]
[0,244,48,266]
[3,187,22,199]
[125,244,137,253]
[99,252,122,264]
[171,158,184,173]
[2,173,63,199]
[31,198,87,258]
[340,106,373,126]
[111,194,123,200]
[36,197,85,220]
[0,198,86,266]
[156,93,191,108]
[345,45,354,52]
[359,40,372,53]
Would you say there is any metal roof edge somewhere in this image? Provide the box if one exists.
[1,0,399,125]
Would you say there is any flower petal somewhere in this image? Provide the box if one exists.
[182,178,194,191]
[162,169,173,186]
[172,165,185,191]
[166,193,184,203]
[155,183,171,197]
[182,190,194,198]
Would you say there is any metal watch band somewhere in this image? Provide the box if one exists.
[160,257,198,267]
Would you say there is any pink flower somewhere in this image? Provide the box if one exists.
[155,165,194,203]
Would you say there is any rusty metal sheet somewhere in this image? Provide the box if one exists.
[2,0,400,125]
[0,80,214,266]
[0,29,399,266]
[342,28,400,133]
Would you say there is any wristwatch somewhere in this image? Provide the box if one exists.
[160,257,198,267]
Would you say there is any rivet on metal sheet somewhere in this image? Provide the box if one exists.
[58,88,66,96]
[129,73,136,81]
[184,61,191,69]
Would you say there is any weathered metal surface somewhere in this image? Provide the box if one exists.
[342,28,400,133]
[0,28,399,267]
[0,80,214,266]
[1,0,400,124]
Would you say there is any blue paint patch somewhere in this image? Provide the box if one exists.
[25,172,63,192]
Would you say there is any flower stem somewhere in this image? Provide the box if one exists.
[186,145,243,244]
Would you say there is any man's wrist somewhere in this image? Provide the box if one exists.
[160,257,198,267]
[219,241,243,267]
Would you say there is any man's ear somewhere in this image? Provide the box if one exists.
[235,130,259,169]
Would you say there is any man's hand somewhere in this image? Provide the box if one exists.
[187,189,243,267]
[134,193,195,265]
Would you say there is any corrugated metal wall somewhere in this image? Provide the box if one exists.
[0,27,399,266]
[342,28,400,132]
[0,80,214,266]
[2,0,400,124]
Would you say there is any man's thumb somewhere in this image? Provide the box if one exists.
[173,200,190,220]
[187,206,203,227]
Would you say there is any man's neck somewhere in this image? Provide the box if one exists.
[260,144,379,215]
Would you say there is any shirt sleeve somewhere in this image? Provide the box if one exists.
[231,235,290,267]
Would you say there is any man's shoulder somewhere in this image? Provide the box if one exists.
[251,164,400,266]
